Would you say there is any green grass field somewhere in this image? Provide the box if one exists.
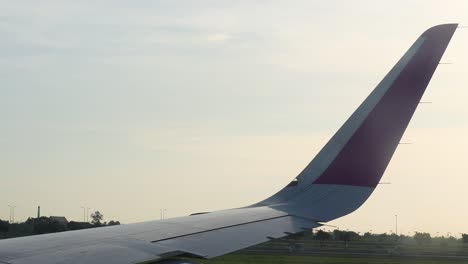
[187,254,468,264]
[179,237,468,264]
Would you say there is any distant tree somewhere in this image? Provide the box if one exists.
[315,230,331,241]
[91,211,104,226]
[67,221,93,230]
[462,234,468,243]
[377,233,388,242]
[32,217,65,234]
[332,230,360,242]
[344,231,360,241]
[414,232,432,245]
[388,233,399,242]
[107,220,120,226]
[363,232,373,240]
[333,229,345,241]
[0,219,9,232]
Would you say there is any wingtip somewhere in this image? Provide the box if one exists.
[423,23,459,36]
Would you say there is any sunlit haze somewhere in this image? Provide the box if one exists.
[1,1,468,237]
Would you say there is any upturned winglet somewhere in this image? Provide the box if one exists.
[257,24,458,221]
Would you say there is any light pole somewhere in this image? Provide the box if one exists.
[81,207,86,222]
[8,205,16,223]
[87,208,90,222]
[395,214,398,235]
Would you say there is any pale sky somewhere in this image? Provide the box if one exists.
[1,1,468,237]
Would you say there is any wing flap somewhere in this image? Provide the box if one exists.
[154,215,318,259]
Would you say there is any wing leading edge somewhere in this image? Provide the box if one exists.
[0,24,457,264]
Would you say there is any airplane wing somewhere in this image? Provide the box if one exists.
[0,24,457,264]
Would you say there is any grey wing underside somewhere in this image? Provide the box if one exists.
[0,24,457,264]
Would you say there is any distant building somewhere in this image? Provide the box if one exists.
[49,216,69,226]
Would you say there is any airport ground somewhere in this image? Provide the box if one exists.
[3,221,468,263]
[192,255,468,264]
[185,238,468,264]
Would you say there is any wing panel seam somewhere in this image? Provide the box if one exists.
[150,214,293,243]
